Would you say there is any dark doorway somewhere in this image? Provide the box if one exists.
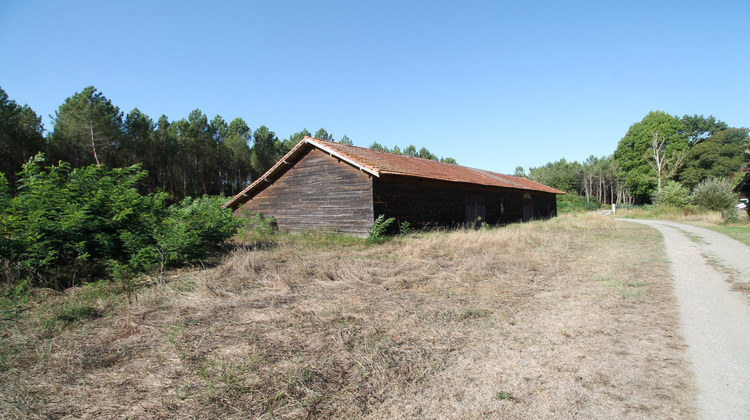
[523,193,534,222]
[466,194,485,226]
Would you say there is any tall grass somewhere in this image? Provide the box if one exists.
[0,213,696,419]
[615,205,725,223]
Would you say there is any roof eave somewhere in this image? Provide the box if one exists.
[377,170,566,195]
[223,139,310,209]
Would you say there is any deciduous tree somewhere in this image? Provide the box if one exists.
[614,111,687,202]
[678,127,750,188]
[646,131,686,193]
[682,114,728,146]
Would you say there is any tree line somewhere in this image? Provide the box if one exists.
[1,86,455,201]
[520,111,749,205]
[3,86,747,207]
[369,142,457,164]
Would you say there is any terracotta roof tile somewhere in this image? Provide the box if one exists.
[309,138,565,195]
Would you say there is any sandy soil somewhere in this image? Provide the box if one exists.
[618,219,750,419]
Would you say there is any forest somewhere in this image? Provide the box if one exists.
[4,86,747,209]
[521,111,750,205]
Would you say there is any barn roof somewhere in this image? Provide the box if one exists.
[734,172,750,195]
[224,137,565,209]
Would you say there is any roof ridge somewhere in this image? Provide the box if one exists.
[310,137,508,175]
[304,137,380,175]
[310,137,462,167]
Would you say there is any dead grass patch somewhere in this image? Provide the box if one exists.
[0,213,696,419]
[617,207,724,224]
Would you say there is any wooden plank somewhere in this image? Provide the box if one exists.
[238,148,374,236]
[373,175,558,228]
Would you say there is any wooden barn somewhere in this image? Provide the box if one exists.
[224,137,565,236]
[735,172,750,202]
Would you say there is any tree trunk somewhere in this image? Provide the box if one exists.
[90,124,100,165]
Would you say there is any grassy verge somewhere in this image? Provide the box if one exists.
[614,205,725,223]
[0,214,696,419]
[690,224,750,247]
[614,206,750,247]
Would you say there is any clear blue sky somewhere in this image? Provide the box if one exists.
[1,0,748,174]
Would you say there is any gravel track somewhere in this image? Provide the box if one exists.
[618,219,750,419]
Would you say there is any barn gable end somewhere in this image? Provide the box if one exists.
[236,148,375,236]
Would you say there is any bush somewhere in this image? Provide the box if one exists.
[147,196,242,267]
[0,155,240,289]
[399,221,412,236]
[368,215,395,243]
[242,212,277,235]
[556,193,600,213]
[723,209,742,224]
[691,178,737,211]
[652,181,690,208]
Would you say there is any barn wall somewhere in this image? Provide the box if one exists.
[236,148,374,236]
[532,193,558,220]
[373,175,557,228]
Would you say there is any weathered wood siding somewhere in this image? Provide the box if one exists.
[373,175,557,228]
[531,193,558,221]
[237,149,374,236]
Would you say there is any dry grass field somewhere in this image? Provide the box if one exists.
[0,213,697,419]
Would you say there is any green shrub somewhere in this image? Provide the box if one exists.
[723,210,742,224]
[652,181,690,208]
[691,177,736,211]
[243,212,277,235]
[556,193,600,213]
[368,215,395,243]
[399,220,412,236]
[0,156,163,287]
[148,196,242,266]
[0,155,240,289]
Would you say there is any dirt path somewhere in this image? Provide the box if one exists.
[618,219,750,419]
